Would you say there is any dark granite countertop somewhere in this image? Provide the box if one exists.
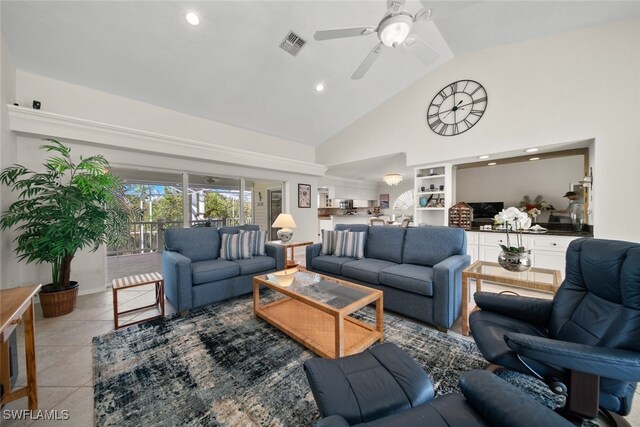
[468,222,593,237]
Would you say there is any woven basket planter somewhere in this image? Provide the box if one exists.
[39,282,79,318]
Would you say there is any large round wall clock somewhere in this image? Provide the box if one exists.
[426,79,487,136]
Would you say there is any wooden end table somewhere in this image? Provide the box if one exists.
[112,272,165,330]
[461,261,562,336]
[270,240,313,268]
[1,284,41,410]
[253,266,383,359]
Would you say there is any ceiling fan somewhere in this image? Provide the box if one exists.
[314,0,437,79]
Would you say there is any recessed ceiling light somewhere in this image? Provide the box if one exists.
[529,157,540,161]
[487,162,497,166]
[185,12,200,26]
[315,83,325,92]
[478,155,490,160]
[525,148,539,153]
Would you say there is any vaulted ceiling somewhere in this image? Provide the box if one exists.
[2,1,639,147]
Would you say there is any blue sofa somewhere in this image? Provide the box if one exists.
[306,224,470,331]
[162,225,284,312]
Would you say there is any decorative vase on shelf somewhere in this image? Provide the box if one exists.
[498,250,532,272]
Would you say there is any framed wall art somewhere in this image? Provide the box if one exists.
[298,184,311,208]
[379,194,389,209]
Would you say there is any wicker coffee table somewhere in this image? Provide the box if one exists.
[253,267,383,359]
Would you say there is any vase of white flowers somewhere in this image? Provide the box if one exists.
[493,207,532,272]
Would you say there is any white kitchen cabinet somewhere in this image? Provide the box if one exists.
[528,235,579,273]
[466,232,479,263]
[471,232,580,278]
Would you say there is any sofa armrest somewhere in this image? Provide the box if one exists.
[162,250,193,312]
[505,333,640,382]
[473,292,552,328]
[459,370,573,427]
[306,243,323,270]
[265,242,285,270]
[432,254,471,329]
[315,415,350,427]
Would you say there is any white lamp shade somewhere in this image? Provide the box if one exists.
[272,213,297,229]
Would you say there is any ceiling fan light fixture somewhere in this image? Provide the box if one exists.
[383,173,403,186]
[378,14,413,47]
[185,12,200,26]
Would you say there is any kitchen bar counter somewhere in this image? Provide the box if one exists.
[468,227,593,238]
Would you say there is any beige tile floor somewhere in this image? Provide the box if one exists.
[2,284,173,427]
[2,252,639,426]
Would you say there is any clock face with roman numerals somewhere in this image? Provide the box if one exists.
[427,80,487,136]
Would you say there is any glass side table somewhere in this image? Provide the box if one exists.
[461,260,562,336]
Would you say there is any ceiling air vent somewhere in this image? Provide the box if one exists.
[279,31,306,56]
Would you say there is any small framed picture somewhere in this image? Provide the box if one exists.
[379,194,389,209]
[298,184,311,208]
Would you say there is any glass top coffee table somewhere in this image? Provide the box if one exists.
[461,260,562,336]
[253,266,384,359]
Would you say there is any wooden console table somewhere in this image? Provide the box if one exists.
[1,284,41,410]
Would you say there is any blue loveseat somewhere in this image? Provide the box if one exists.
[306,224,470,331]
[162,225,284,312]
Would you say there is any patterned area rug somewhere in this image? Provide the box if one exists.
[93,293,562,426]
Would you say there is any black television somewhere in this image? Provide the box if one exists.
[467,202,504,220]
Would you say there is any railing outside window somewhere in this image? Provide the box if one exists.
[107,217,249,256]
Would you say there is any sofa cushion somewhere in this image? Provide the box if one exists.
[403,226,466,267]
[342,259,398,285]
[379,264,434,297]
[218,224,260,237]
[365,227,406,264]
[335,224,369,233]
[312,255,357,275]
[220,232,252,260]
[335,231,366,259]
[232,256,276,275]
[321,229,339,255]
[192,259,240,285]
[239,229,267,256]
[164,227,220,262]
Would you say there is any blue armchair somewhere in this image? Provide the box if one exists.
[162,225,284,312]
[470,238,640,425]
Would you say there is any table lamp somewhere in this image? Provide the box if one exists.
[272,213,297,243]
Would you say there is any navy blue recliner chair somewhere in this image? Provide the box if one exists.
[470,238,640,425]
[304,342,572,427]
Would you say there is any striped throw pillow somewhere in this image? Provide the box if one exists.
[220,232,252,260]
[334,231,366,259]
[320,229,338,255]
[240,229,267,256]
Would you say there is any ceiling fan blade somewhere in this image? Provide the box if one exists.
[387,0,406,13]
[314,26,376,41]
[414,7,432,22]
[351,42,385,80]
[404,34,439,66]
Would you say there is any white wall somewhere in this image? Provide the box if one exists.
[317,19,640,242]
[0,37,18,289]
[4,68,321,293]
[15,71,316,163]
[317,176,379,201]
[456,156,585,222]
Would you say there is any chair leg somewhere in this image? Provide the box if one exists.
[484,364,506,374]
[556,370,599,423]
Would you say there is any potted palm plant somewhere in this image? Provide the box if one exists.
[0,140,130,317]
